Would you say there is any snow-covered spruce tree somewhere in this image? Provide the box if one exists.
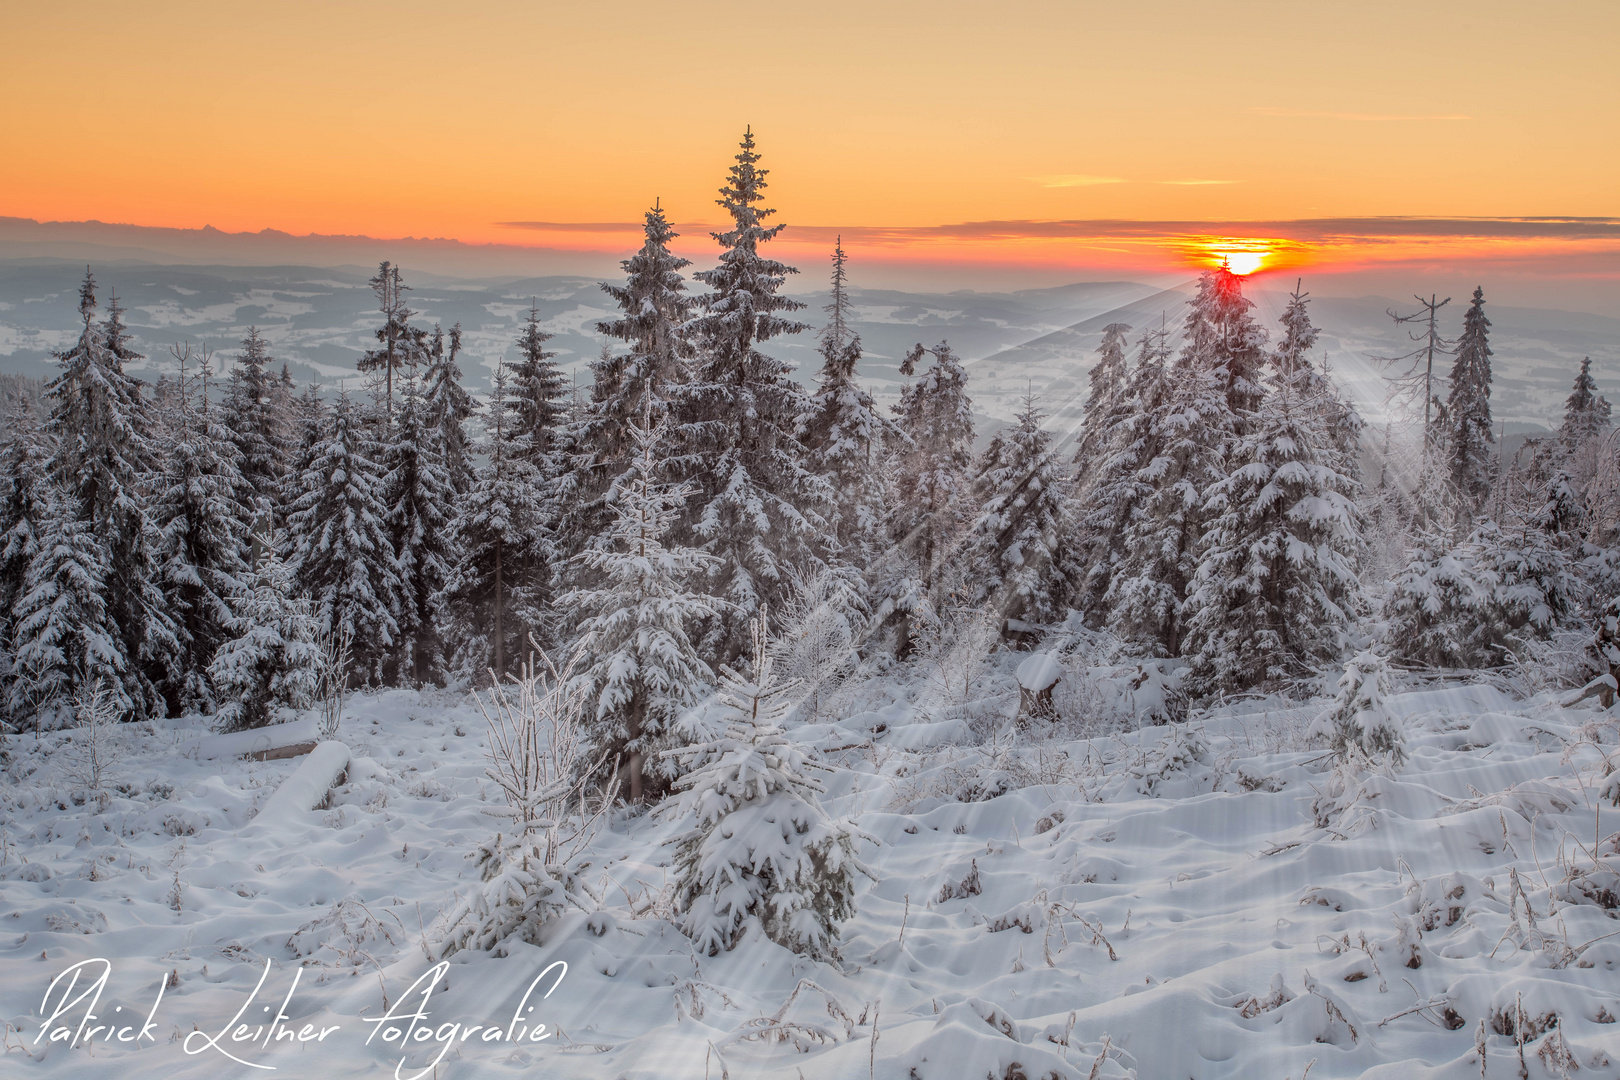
[7,486,125,729]
[504,304,570,640]
[965,392,1072,637]
[382,359,453,686]
[1273,282,1363,478]
[44,269,176,719]
[1446,287,1495,517]
[0,395,54,700]
[1070,321,1133,487]
[285,391,401,686]
[562,203,695,567]
[679,128,830,663]
[1308,649,1404,765]
[209,535,321,731]
[1107,271,1256,658]
[150,349,250,713]
[1180,356,1363,695]
[223,327,290,541]
[663,614,869,961]
[874,339,975,657]
[1559,356,1611,455]
[438,367,550,682]
[424,322,480,497]
[1072,325,1168,622]
[561,407,720,802]
[798,239,903,570]
[356,261,427,427]
[1383,518,1573,669]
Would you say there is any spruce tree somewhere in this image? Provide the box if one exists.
[1073,326,1170,623]
[285,391,400,685]
[890,340,975,587]
[7,486,124,728]
[209,537,321,731]
[562,407,720,802]
[383,358,454,685]
[1273,282,1364,476]
[509,303,570,473]
[1180,354,1363,694]
[0,397,54,719]
[798,239,901,568]
[151,353,251,712]
[44,269,176,719]
[1446,287,1495,515]
[357,262,426,427]
[564,204,694,565]
[224,327,288,539]
[424,322,480,497]
[1071,322,1133,485]
[1558,356,1610,452]
[438,368,549,682]
[680,128,829,661]
[663,615,867,960]
[966,393,1072,636]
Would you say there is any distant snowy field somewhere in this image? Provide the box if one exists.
[4,668,1619,1079]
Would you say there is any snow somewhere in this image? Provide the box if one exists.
[4,677,1618,1078]
[1015,651,1062,691]
[249,739,351,828]
[183,715,322,760]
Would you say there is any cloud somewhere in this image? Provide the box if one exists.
[1250,107,1472,122]
[1029,174,1126,188]
[1155,179,1238,186]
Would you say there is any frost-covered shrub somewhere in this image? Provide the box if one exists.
[439,645,614,957]
[663,617,871,960]
[1131,722,1210,796]
[1384,521,1573,668]
[64,678,125,803]
[1308,649,1404,765]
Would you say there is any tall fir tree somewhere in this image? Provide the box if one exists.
[150,353,250,713]
[564,204,695,565]
[1071,322,1133,484]
[562,407,720,802]
[357,262,426,427]
[223,326,288,541]
[44,269,176,718]
[0,396,55,719]
[965,393,1072,636]
[680,128,829,661]
[438,368,549,682]
[424,322,480,497]
[1273,282,1364,477]
[1446,286,1495,515]
[285,391,401,685]
[508,303,570,472]
[1073,325,1170,623]
[1558,356,1610,451]
[798,239,901,568]
[383,357,454,686]
[1180,353,1364,694]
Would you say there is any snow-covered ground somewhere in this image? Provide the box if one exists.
[3,671,1618,1079]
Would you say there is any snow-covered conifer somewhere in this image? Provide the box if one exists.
[561,407,720,802]
[1309,649,1403,765]
[0,396,54,689]
[509,303,570,474]
[1445,287,1494,515]
[889,340,975,587]
[223,327,289,538]
[1559,356,1611,453]
[357,262,426,426]
[209,536,321,731]
[383,358,454,685]
[438,368,550,682]
[285,391,400,685]
[7,487,124,729]
[150,350,250,712]
[679,129,829,661]
[965,392,1072,636]
[1181,355,1363,694]
[1273,283,1363,475]
[44,269,175,719]
[424,322,480,497]
[1071,322,1132,486]
[664,614,869,960]
[798,239,902,568]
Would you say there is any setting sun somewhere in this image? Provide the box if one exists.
[1219,250,1266,275]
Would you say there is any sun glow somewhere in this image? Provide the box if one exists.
[1173,235,1313,276]
[1219,250,1266,275]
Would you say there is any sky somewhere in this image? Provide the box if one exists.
[2,1,1617,301]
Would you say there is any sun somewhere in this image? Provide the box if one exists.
[1219,250,1266,275]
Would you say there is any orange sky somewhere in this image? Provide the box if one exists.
[2,1,1617,281]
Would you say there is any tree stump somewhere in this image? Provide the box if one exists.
[1016,653,1061,723]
